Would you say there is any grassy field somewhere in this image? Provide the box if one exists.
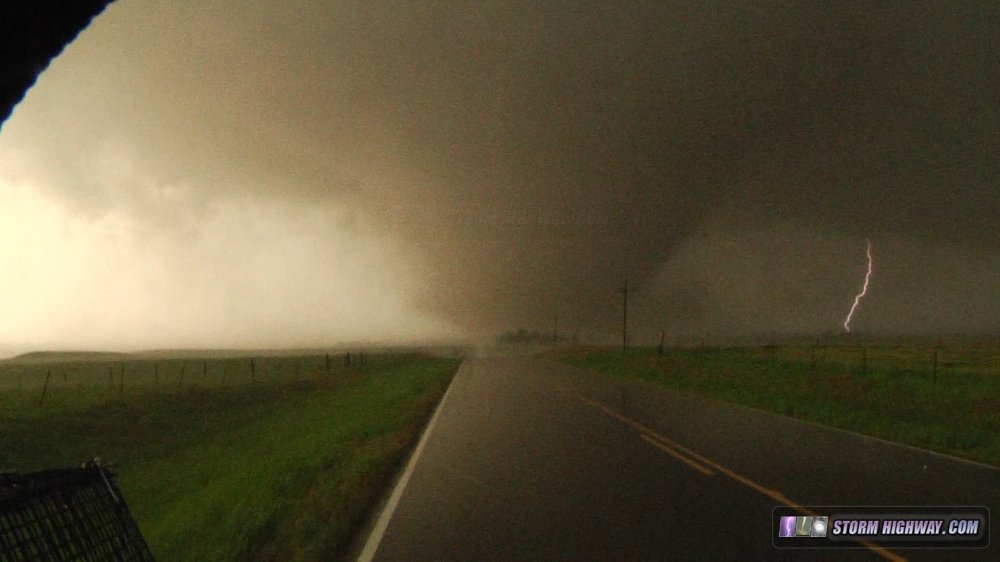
[0,351,461,560]
[550,341,1000,467]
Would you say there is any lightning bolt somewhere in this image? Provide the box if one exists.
[781,517,795,537]
[843,239,873,333]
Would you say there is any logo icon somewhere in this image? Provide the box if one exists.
[810,516,829,537]
[779,515,829,538]
[779,516,796,537]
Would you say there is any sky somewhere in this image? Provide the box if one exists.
[0,0,997,352]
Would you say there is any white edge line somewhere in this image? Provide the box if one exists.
[691,388,1000,472]
[540,358,1000,472]
[357,360,466,562]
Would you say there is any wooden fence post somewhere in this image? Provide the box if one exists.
[39,369,51,405]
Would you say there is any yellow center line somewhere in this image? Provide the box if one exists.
[639,433,715,475]
[573,393,907,562]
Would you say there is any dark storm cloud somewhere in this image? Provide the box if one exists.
[330,0,998,337]
[4,0,997,344]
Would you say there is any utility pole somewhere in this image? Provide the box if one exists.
[620,278,629,353]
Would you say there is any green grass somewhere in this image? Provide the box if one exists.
[550,343,1000,467]
[0,352,461,561]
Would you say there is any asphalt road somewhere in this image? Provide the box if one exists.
[358,356,998,561]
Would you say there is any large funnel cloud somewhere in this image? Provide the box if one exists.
[1,1,997,348]
[351,1,999,337]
